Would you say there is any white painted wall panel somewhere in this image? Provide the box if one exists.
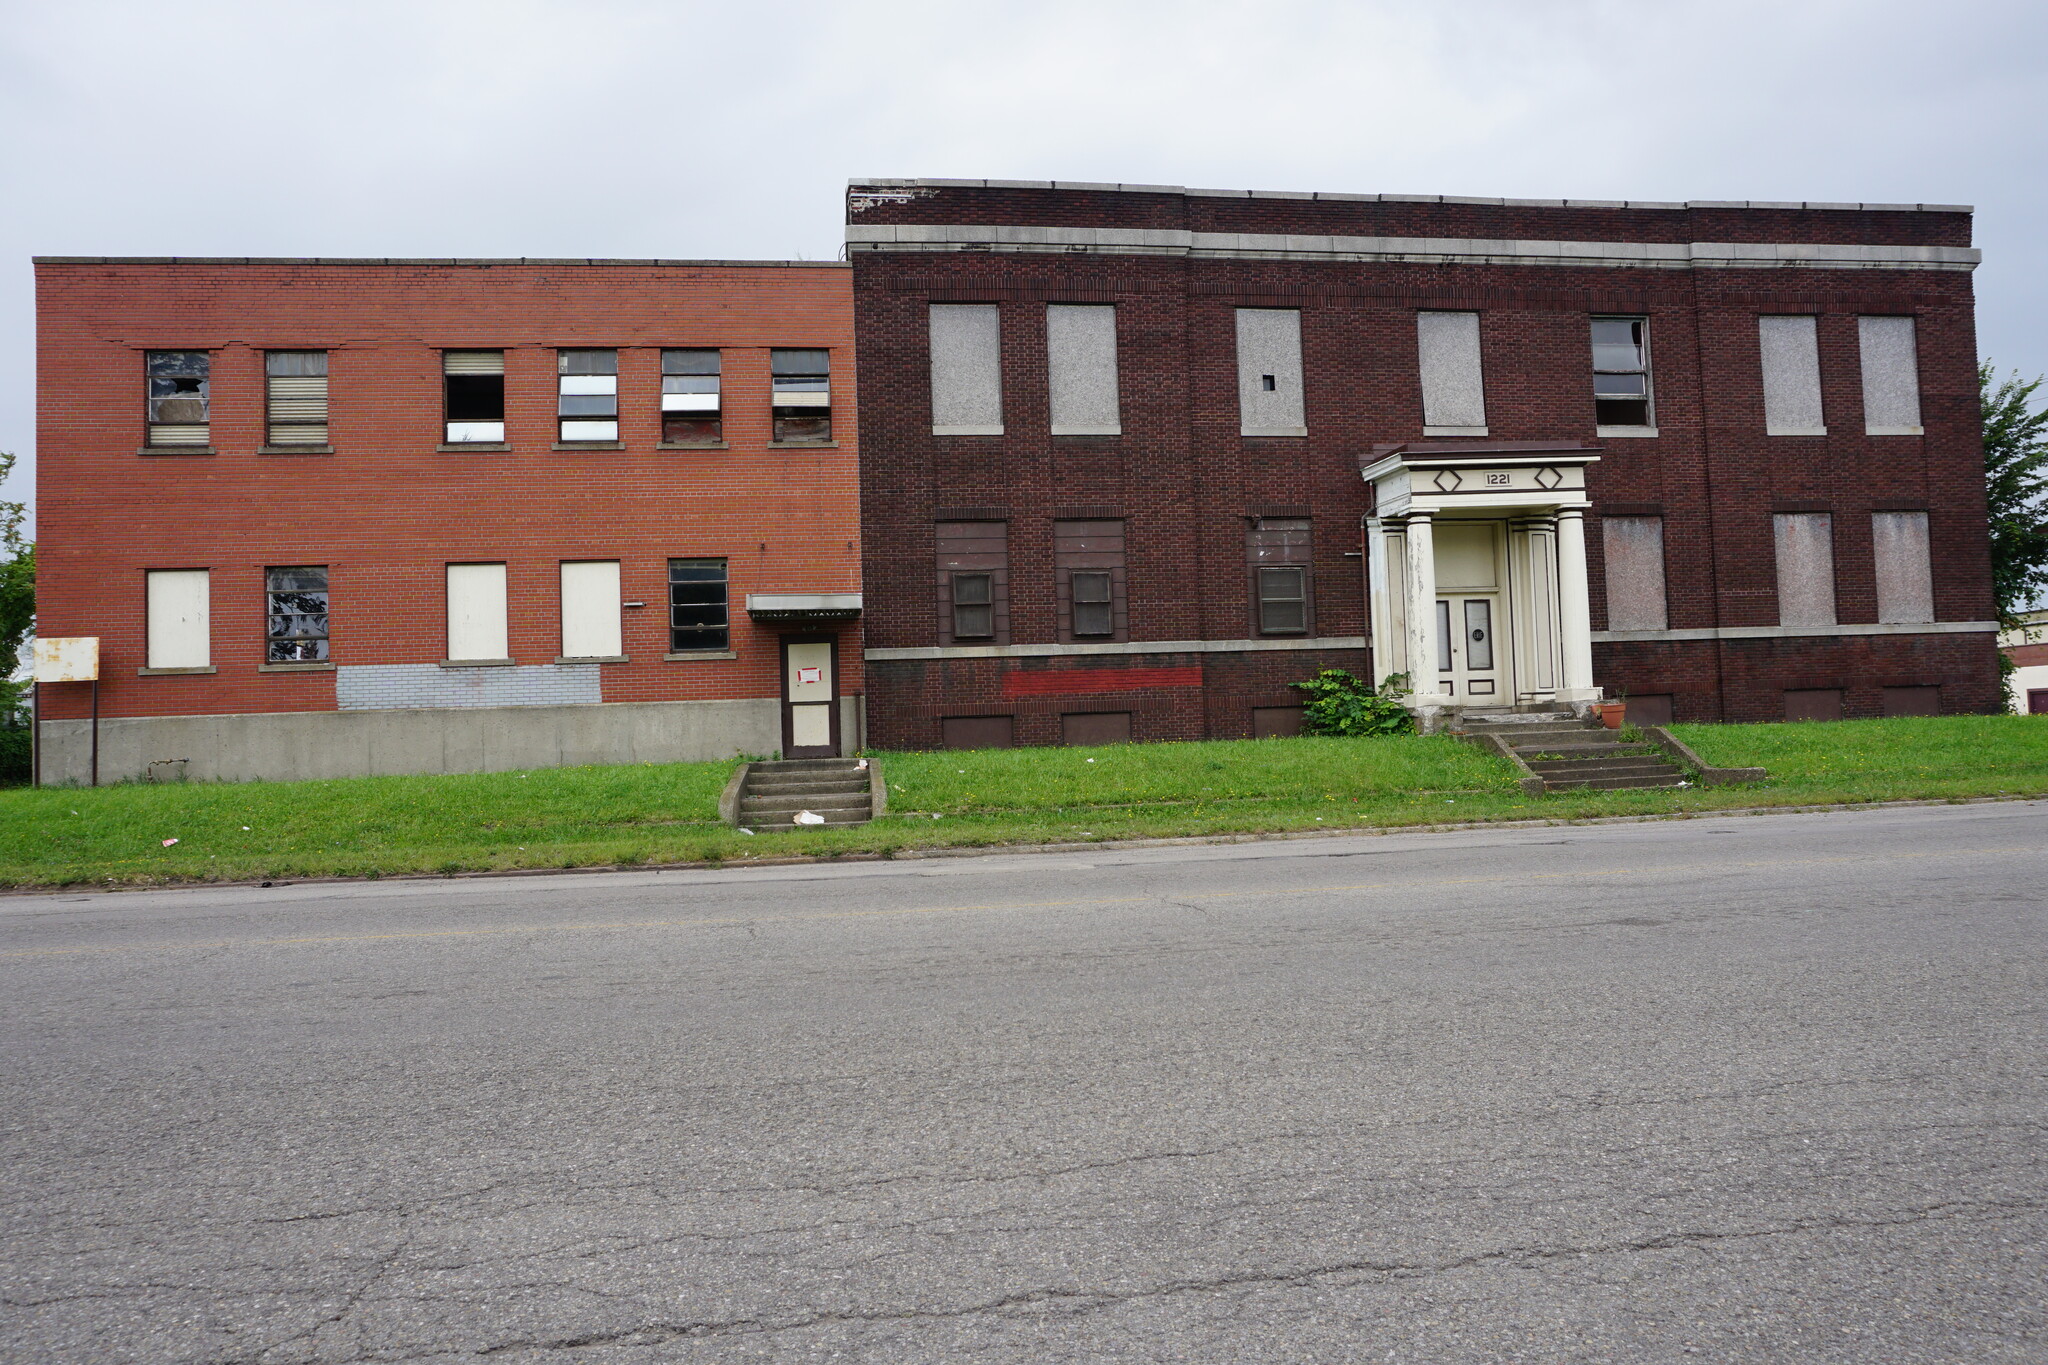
[560,560,622,658]
[1046,304,1121,434]
[146,569,210,669]
[1760,316,1826,435]
[929,304,1003,433]
[1417,312,1487,432]
[447,562,509,661]
[1773,513,1837,627]
[1236,309,1305,435]
[1602,516,1669,631]
[1858,316,1923,434]
[1872,511,1935,624]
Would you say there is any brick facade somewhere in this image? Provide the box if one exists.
[848,181,1999,744]
[34,258,862,776]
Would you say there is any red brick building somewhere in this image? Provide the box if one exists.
[34,258,861,782]
[845,179,2000,746]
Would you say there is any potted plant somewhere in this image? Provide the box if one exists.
[1590,697,1627,729]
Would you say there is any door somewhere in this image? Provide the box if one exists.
[1436,594,1504,699]
[780,635,840,758]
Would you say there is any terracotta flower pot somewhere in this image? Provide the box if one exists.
[1593,701,1627,729]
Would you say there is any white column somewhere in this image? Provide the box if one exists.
[1403,513,1445,703]
[1555,508,1598,702]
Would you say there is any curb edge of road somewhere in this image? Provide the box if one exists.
[15,792,2045,897]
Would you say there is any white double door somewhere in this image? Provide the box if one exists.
[1436,593,1504,700]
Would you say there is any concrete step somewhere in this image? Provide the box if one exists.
[746,776,871,796]
[740,792,873,814]
[1479,724,1605,740]
[752,759,863,774]
[1526,759,1683,780]
[1543,773,1688,791]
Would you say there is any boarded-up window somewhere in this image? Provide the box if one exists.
[1248,517,1312,635]
[560,561,622,659]
[662,350,721,444]
[1418,312,1487,433]
[771,349,831,443]
[1774,513,1837,627]
[1062,712,1132,746]
[265,351,328,446]
[930,304,1003,434]
[145,569,210,669]
[446,562,509,662]
[1882,685,1940,717]
[1236,309,1305,436]
[1784,688,1843,721]
[668,559,729,652]
[558,350,618,443]
[1872,511,1934,624]
[265,565,329,662]
[1859,317,1923,434]
[1252,706,1305,738]
[1056,519,1127,642]
[146,351,210,447]
[444,351,505,444]
[1047,304,1120,435]
[1759,316,1825,435]
[937,521,1008,645]
[1602,515,1668,631]
[942,715,1014,749]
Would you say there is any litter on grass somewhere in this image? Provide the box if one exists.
[793,810,826,826]
[161,838,178,847]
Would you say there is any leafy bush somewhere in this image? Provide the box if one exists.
[1292,669,1414,737]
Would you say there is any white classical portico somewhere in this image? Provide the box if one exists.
[1361,441,1604,725]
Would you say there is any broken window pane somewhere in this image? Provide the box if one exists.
[443,351,505,443]
[668,558,730,651]
[265,565,330,662]
[146,350,210,445]
[1591,317,1653,428]
[771,348,831,443]
[662,349,722,443]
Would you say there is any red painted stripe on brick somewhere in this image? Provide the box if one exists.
[1002,665,1203,697]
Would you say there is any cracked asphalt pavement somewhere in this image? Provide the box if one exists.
[2,801,2044,1363]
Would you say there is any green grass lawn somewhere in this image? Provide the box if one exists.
[3,715,2044,888]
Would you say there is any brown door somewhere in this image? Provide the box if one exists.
[780,635,840,758]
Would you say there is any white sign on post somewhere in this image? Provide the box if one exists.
[34,637,100,683]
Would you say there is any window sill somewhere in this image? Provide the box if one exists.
[1051,427,1122,438]
[1766,428,1828,438]
[552,441,624,451]
[1423,426,1489,437]
[657,440,729,450]
[438,443,511,453]
[138,666,217,676]
[259,445,335,455]
[770,441,840,450]
[259,661,335,672]
[1240,427,1307,438]
[933,425,1004,437]
[664,650,736,661]
[1867,426,1924,437]
[555,655,627,664]
[439,658,514,668]
[138,446,216,456]
[1596,425,1659,438]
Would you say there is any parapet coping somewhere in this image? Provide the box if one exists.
[33,256,850,268]
[847,179,1972,214]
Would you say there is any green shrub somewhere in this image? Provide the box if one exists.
[1292,669,1414,737]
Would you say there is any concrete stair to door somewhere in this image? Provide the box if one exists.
[1454,711,1688,792]
[732,758,877,829]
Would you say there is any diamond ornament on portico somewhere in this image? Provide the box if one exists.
[1433,468,1464,493]
[1536,466,1564,489]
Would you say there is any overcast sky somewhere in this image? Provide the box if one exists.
[5,0,2044,530]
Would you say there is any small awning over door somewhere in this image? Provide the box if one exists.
[746,592,863,625]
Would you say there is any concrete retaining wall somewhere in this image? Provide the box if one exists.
[36,696,865,786]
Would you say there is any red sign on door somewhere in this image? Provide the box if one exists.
[796,666,822,686]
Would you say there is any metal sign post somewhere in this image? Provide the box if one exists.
[32,638,100,788]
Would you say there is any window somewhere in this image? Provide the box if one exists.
[265,566,329,662]
[1601,515,1668,631]
[446,563,509,662]
[1047,304,1121,435]
[662,349,721,443]
[444,351,505,443]
[1773,513,1837,627]
[260,351,330,447]
[1055,519,1125,642]
[1258,568,1307,634]
[1858,317,1923,435]
[770,349,831,443]
[1248,516,1312,635]
[560,561,622,658]
[1417,312,1487,435]
[1759,316,1825,435]
[1872,511,1934,624]
[146,351,210,447]
[668,559,729,651]
[1235,309,1305,436]
[1071,571,1114,636]
[557,349,618,442]
[952,572,994,639]
[1591,318,1653,430]
[145,569,210,668]
[929,304,1003,435]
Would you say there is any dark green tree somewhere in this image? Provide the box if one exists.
[0,451,29,781]
[1981,364,2048,626]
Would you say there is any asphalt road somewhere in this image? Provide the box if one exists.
[2,802,2045,1364]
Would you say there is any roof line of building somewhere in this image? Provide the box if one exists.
[32,257,850,268]
[846,179,1973,215]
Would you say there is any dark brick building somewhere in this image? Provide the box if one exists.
[846,179,2000,746]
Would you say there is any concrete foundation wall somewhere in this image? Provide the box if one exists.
[35,696,865,786]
